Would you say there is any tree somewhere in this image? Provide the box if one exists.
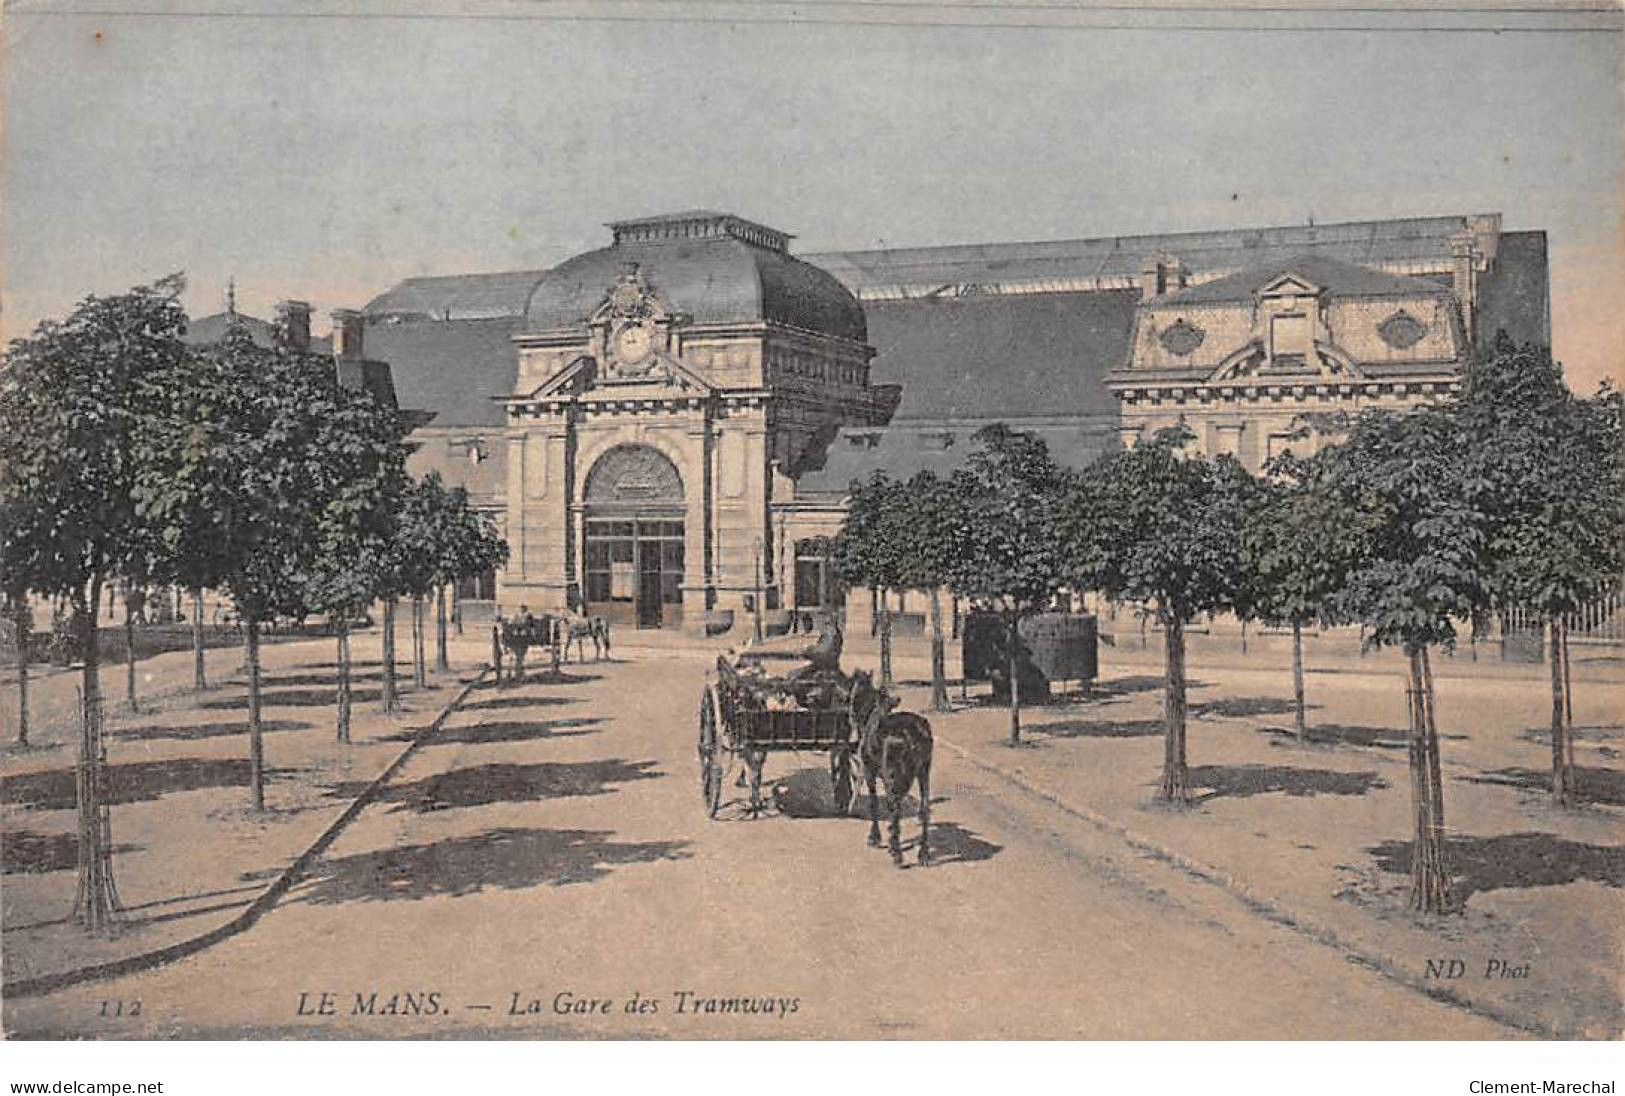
[425,478,507,675]
[907,471,960,713]
[301,383,412,743]
[1306,404,1494,913]
[1066,425,1248,799]
[942,425,1068,745]
[138,324,356,807]
[1455,334,1625,806]
[0,276,190,928]
[1238,454,1347,739]
[392,476,452,692]
[2,592,29,748]
[833,471,915,688]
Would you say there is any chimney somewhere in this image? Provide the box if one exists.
[274,300,311,353]
[331,308,364,360]
[1140,256,1167,301]
[1166,256,1189,294]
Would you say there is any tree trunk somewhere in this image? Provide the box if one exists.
[1007,612,1022,746]
[1561,618,1575,758]
[929,587,950,712]
[1406,645,1451,913]
[122,591,138,713]
[1549,618,1572,807]
[411,595,426,690]
[1291,620,1307,741]
[1240,617,1248,656]
[246,620,265,811]
[1159,613,1190,802]
[879,595,893,689]
[452,581,463,636]
[73,578,121,930]
[14,604,30,747]
[336,615,352,744]
[435,585,450,673]
[381,598,400,713]
[191,588,206,691]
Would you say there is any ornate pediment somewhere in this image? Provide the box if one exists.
[1258,273,1321,298]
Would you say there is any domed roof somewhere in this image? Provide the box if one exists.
[525,212,867,343]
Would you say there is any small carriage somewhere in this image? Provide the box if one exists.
[495,614,560,682]
[697,654,859,819]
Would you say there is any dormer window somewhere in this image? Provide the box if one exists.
[1270,312,1311,367]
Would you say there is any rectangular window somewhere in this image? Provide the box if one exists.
[1270,313,1309,366]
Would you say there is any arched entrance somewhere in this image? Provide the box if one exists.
[582,445,685,629]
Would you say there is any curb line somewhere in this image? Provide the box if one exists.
[935,733,1567,1040]
[3,666,493,1001]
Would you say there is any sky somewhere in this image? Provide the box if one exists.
[4,1,1622,391]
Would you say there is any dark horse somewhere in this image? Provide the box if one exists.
[498,613,558,684]
[848,670,934,867]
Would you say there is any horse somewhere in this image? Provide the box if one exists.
[497,613,557,684]
[847,669,934,867]
[558,611,610,663]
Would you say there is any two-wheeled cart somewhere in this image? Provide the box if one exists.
[697,655,859,818]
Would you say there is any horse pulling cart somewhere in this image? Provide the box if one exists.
[697,655,859,819]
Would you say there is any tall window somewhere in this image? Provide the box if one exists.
[794,537,842,610]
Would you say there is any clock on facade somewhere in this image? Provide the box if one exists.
[614,321,655,370]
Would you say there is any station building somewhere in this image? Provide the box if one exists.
[346,210,1548,633]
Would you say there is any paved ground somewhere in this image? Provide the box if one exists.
[5,648,1521,1039]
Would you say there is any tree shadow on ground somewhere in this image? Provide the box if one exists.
[1097,675,1192,697]
[1368,833,1625,904]
[385,718,605,747]
[1462,766,1625,808]
[3,754,303,806]
[327,759,661,813]
[1032,718,1165,740]
[1,758,298,811]
[291,827,691,905]
[1,829,142,873]
[1188,764,1387,802]
[1193,697,1308,720]
[1279,724,1410,750]
[113,718,312,743]
[200,687,383,710]
[1518,724,1623,746]
[258,671,384,689]
[495,671,602,688]
[457,695,578,714]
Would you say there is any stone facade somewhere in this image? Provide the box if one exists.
[352,210,1549,629]
[1107,252,1472,470]
[496,213,884,632]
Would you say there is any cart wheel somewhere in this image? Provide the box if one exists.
[699,684,724,817]
[830,748,857,816]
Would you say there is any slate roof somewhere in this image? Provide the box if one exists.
[864,290,1138,422]
[807,214,1492,298]
[525,236,866,342]
[183,310,278,347]
[1158,253,1450,304]
[795,417,1118,495]
[363,316,520,427]
[364,270,550,322]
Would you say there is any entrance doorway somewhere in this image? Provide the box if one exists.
[581,445,687,629]
[584,517,684,628]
